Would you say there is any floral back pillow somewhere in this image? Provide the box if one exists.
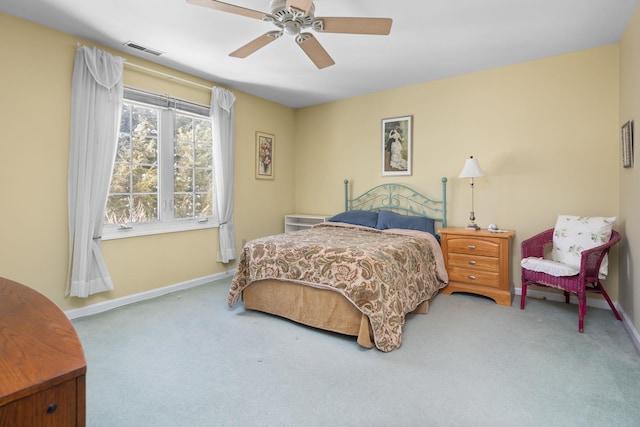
[550,215,616,278]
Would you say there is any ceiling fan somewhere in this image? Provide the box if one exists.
[186,0,393,69]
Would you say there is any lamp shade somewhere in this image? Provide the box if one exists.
[458,156,486,178]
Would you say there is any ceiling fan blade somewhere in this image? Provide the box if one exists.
[296,33,335,69]
[286,0,313,16]
[186,0,267,20]
[230,31,282,58]
[316,17,393,35]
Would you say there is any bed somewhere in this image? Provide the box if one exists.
[228,178,449,352]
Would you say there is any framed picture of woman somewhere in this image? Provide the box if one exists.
[382,116,412,176]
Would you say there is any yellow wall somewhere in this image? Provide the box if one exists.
[2,9,637,335]
[619,6,640,331]
[0,13,295,310]
[294,46,621,300]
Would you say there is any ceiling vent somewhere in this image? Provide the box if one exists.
[123,41,164,56]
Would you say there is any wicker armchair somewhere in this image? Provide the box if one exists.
[520,228,622,332]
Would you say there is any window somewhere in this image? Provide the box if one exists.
[103,88,216,239]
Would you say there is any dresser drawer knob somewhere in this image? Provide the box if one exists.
[468,260,477,265]
[47,403,58,414]
[467,245,476,250]
[468,275,477,280]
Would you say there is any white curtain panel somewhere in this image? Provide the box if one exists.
[67,46,124,297]
[210,87,237,263]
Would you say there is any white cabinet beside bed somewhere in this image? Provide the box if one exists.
[284,214,331,233]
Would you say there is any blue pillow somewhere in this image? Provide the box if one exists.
[328,210,378,228]
[376,210,435,235]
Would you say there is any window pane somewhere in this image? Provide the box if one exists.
[133,194,158,222]
[106,101,159,225]
[194,143,212,168]
[175,113,214,221]
[110,164,130,193]
[115,134,131,163]
[195,193,213,217]
[175,141,193,168]
[194,169,212,193]
[176,115,193,140]
[174,167,193,192]
[132,165,158,193]
[132,106,157,135]
[132,137,158,165]
[105,195,131,224]
[119,104,131,133]
[194,119,212,144]
[174,194,193,219]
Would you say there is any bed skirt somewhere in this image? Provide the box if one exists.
[242,279,431,349]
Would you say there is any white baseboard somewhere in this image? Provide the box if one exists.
[65,270,235,320]
[619,308,640,354]
[515,287,640,353]
[65,278,640,354]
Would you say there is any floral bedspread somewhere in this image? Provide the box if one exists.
[228,223,448,352]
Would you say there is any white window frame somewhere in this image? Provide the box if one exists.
[103,88,217,240]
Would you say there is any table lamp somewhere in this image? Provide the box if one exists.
[458,156,486,230]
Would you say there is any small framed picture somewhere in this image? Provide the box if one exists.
[382,115,412,176]
[256,131,274,179]
[622,120,634,168]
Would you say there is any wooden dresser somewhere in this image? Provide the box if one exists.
[439,227,515,306]
[0,277,86,427]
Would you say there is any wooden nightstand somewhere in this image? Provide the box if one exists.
[439,227,515,306]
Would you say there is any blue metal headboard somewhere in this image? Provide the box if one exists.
[344,178,448,228]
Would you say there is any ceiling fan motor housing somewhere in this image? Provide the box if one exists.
[269,0,316,35]
[270,0,315,16]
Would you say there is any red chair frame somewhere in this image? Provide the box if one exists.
[520,228,622,332]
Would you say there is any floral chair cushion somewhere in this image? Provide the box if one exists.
[550,215,616,278]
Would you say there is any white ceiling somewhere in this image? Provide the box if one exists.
[2,0,638,108]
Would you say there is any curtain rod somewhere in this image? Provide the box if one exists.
[124,61,212,92]
[75,44,212,92]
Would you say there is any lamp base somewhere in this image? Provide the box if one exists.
[466,210,480,230]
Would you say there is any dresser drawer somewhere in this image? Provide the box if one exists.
[447,253,499,273]
[0,379,77,426]
[447,267,500,288]
[447,237,500,257]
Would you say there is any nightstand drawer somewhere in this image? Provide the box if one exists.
[448,267,500,288]
[447,253,499,273]
[447,237,500,257]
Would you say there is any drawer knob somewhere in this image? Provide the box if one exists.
[468,260,477,265]
[468,275,477,280]
[467,245,476,250]
[47,403,58,414]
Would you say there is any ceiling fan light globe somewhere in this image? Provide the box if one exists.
[283,21,300,35]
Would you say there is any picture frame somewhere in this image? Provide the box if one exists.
[622,120,634,168]
[382,115,412,176]
[256,131,275,179]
